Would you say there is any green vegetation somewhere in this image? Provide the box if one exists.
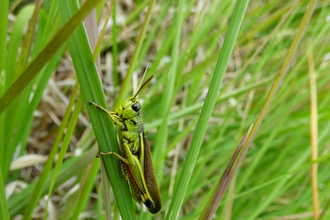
[1,0,329,219]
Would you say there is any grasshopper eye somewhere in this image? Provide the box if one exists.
[132,103,141,112]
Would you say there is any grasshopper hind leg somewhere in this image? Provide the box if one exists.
[122,163,142,204]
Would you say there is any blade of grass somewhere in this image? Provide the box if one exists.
[0,0,8,77]
[136,0,174,69]
[0,162,10,220]
[56,6,111,219]
[145,76,273,130]
[71,158,100,219]
[94,1,113,60]
[112,0,118,88]
[236,0,318,219]
[3,3,37,181]
[57,0,135,218]
[319,196,330,220]
[15,0,42,75]
[4,2,39,180]
[243,0,317,156]
[153,0,185,184]
[114,0,156,108]
[22,82,79,220]
[308,45,319,220]
[6,46,65,181]
[43,92,84,219]
[100,159,112,220]
[165,1,250,219]
[0,0,8,173]
[199,126,252,220]
[0,0,103,115]
[90,3,115,218]
[5,1,62,181]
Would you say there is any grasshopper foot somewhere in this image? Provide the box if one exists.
[89,100,93,106]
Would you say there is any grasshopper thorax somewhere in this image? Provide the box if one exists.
[115,97,141,120]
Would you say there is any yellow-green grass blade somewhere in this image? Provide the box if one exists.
[57,0,135,218]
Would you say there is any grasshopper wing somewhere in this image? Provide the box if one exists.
[142,132,161,214]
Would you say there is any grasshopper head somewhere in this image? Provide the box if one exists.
[116,97,141,119]
[115,75,153,120]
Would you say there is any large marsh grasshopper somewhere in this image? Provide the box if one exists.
[89,76,161,214]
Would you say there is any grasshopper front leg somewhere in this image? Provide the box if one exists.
[89,101,123,127]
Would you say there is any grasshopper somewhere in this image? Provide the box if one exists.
[89,76,161,214]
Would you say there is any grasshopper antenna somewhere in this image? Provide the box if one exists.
[133,75,153,99]
[133,66,152,99]
[136,66,149,94]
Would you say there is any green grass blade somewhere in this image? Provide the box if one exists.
[0,0,8,89]
[57,0,135,218]
[0,163,10,220]
[153,0,185,187]
[112,0,118,88]
[22,82,79,220]
[0,0,9,173]
[7,46,65,181]
[240,1,318,219]
[165,1,250,219]
[136,0,174,69]
[0,0,103,115]
[1,6,35,172]
[44,92,84,219]
[71,158,100,219]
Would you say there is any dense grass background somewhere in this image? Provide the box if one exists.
[1,0,330,219]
